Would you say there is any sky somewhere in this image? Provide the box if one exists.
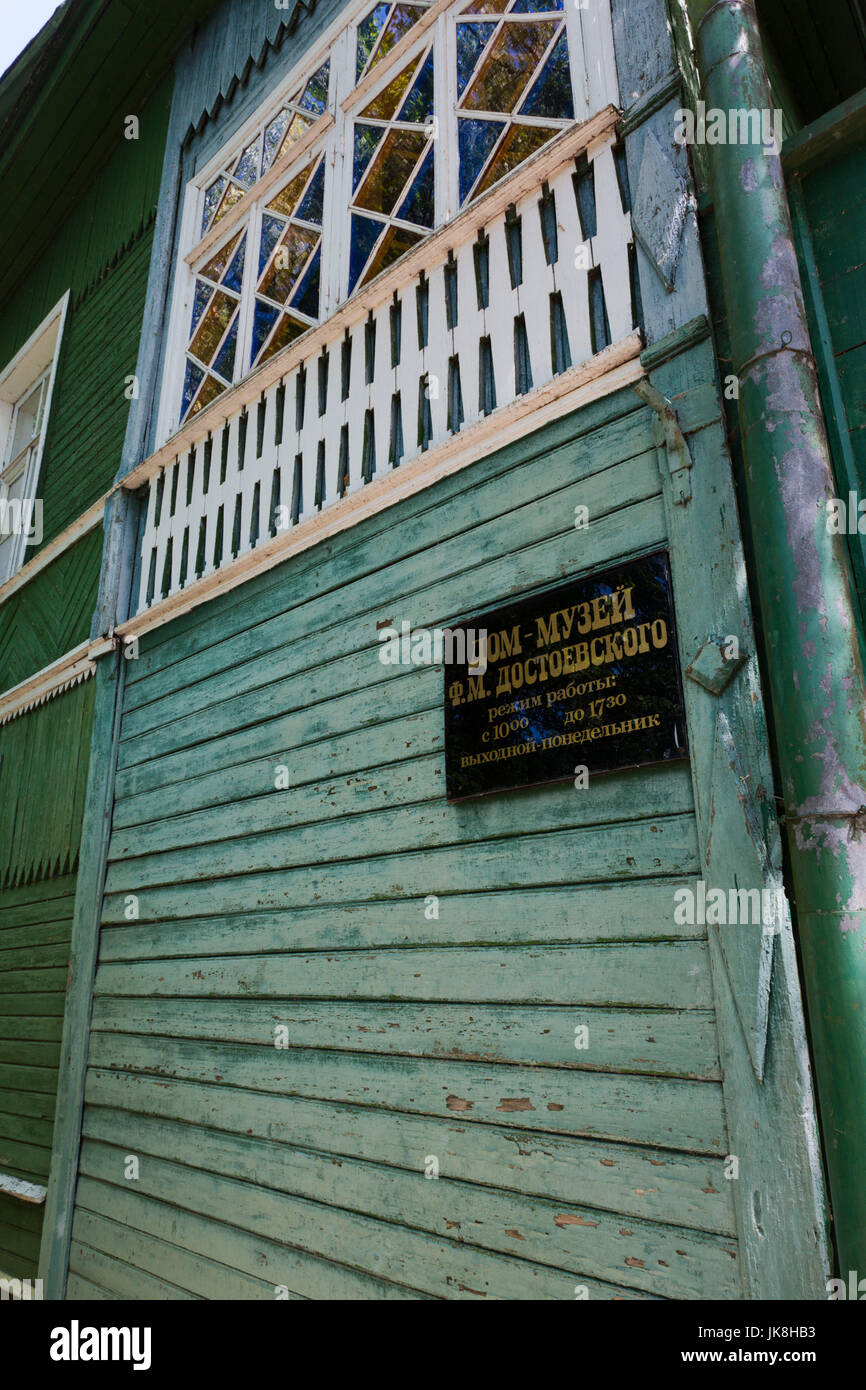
[0,0,63,82]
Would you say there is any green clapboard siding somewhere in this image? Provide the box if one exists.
[0,527,102,694]
[71,383,741,1300]
[0,872,77,1278]
[0,677,95,890]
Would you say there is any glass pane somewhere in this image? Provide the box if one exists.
[369,4,426,73]
[354,128,427,215]
[360,223,423,286]
[396,147,434,226]
[259,314,307,364]
[474,120,559,194]
[233,137,262,189]
[181,360,205,419]
[357,3,390,79]
[511,0,563,10]
[223,236,247,293]
[519,30,573,118]
[353,124,385,190]
[396,50,435,122]
[190,279,214,335]
[361,59,416,120]
[299,61,330,113]
[296,158,326,225]
[191,373,225,417]
[461,20,558,113]
[290,246,321,319]
[276,112,314,162]
[462,0,509,11]
[212,316,238,383]
[252,300,280,362]
[267,167,312,218]
[349,214,385,292]
[202,175,227,234]
[259,225,319,304]
[212,181,245,228]
[456,22,494,96]
[457,116,505,202]
[9,381,43,459]
[200,229,243,284]
[190,291,237,366]
[264,110,290,169]
[259,213,284,275]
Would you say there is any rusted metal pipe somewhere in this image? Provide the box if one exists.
[685,0,866,1275]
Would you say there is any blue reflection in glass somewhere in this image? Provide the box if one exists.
[300,62,330,114]
[357,3,390,78]
[292,247,321,319]
[252,300,280,363]
[296,159,325,225]
[520,32,573,119]
[190,280,213,336]
[349,214,383,293]
[353,125,385,190]
[397,148,434,227]
[511,0,563,11]
[397,51,435,123]
[259,214,283,276]
[456,23,492,98]
[223,238,246,293]
[181,359,205,417]
[213,316,238,382]
[458,117,504,203]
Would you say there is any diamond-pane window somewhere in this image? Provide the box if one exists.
[456,0,573,205]
[349,45,434,293]
[199,61,331,237]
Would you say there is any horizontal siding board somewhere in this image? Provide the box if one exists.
[86,1034,727,1155]
[96,879,705,959]
[93,941,713,1009]
[79,1117,738,1299]
[91,997,721,1080]
[78,1142,658,1301]
[108,757,693,863]
[75,1179,417,1301]
[84,1071,736,1237]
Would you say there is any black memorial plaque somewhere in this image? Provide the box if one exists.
[444,550,688,800]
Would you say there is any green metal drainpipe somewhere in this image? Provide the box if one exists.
[685,0,866,1276]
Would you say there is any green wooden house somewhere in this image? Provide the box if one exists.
[1,0,865,1301]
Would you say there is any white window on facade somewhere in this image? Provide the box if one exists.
[159,0,618,443]
[0,293,68,585]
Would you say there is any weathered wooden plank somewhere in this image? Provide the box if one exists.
[75,1178,417,1301]
[94,940,712,1009]
[101,818,699,924]
[78,1142,658,1301]
[102,813,699,902]
[80,1115,737,1299]
[91,997,720,1079]
[67,1239,201,1300]
[96,878,705,964]
[86,1034,727,1154]
[84,1071,736,1236]
[108,756,693,862]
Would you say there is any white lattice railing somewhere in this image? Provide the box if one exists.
[130,107,638,617]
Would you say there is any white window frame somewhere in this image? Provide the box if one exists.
[157,0,617,447]
[0,292,69,584]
